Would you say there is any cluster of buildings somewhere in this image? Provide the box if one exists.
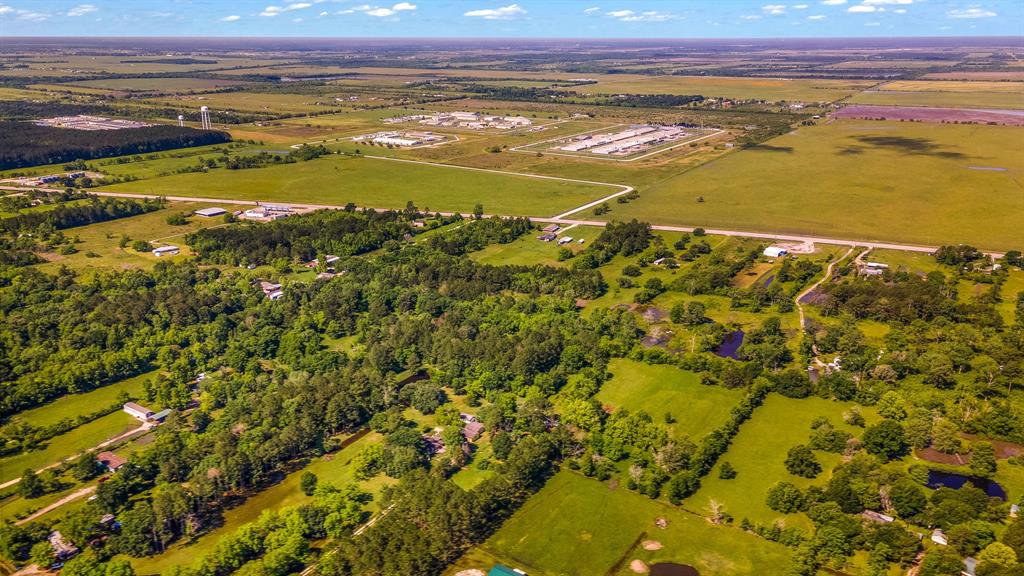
[384,111,532,130]
[241,204,293,221]
[1,171,88,187]
[34,115,153,131]
[858,261,890,277]
[556,125,688,156]
[351,130,446,147]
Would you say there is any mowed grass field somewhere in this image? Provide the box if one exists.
[65,77,253,93]
[693,394,879,531]
[452,470,791,576]
[596,359,743,441]
[10,370,156,430]
[607,120,1024,250]
[99,155,615,216]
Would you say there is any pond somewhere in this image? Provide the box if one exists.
[713,330,745,359]
[650,564,700,576]
[927,470,1007,500]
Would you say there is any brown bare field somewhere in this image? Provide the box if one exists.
[833,104,1024,125]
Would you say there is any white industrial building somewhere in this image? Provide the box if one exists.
[153,245,180,257]
[763,247,788,258]
[558,125,686,156]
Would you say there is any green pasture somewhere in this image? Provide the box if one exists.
[607,120,1024,251]
[457,470,792,576]
[98,154,614,216]
[10,370,156,429]
[37,202,231,273]
[65,77,253,93]
[131,431,392,575]
[471,225,601,268]
[693,394,880,531]
[0,411,140,484]
[596,359,743,441]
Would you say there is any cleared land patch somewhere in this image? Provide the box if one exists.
[98,155,616,216]
[604,120,1024,250]
[596,359,742,441]
[833,104,1024,125]
[851,80,1024,110]
[459,470,791,576]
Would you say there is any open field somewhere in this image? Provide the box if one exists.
[131,431,392,575]
[142,91,347,115]
[0,55,290,76]
[98,155,616,216]
[470,225,602,267]
[65,77,253,93]
[9,370,156,429]
[596,359,743,441]
[604,120,1024,251]
[833,104,1024,125]
[36,202,231,273]
[449,470,792,576]
[693,394,880,530]
[850,81,1024,110]
[0,411,139,484]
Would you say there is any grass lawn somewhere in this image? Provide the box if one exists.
[451,470,792,576]
[0,411,140,484]
[596,359,743,441]
[98,155,614,217]
[37,202,230,273]
[471,225,602,268]
[130,431,392,575]
[692,394,880,531]
[10,370,157,429]
[606,120,1023,251]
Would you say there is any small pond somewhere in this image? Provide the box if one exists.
[650,564,699,576]
[713,330,745,359]
[926,470,1007,500]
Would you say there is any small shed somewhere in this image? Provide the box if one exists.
[150,409,172,422]
[194,207,226,217]
[537,233,556,242]
[763,246,788,258]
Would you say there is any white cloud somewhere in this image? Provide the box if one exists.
[863,0,912,4]
[583,6,601,13]
[0,5,14,14]
[808,14,826,19]
[220,14,241,21]
[17,10,47,20]
[365,7,394,15]
[392,2,416,10]
[260,2,311,16]
[821,0,846,4]
[464,4,526,19]
[66,4,97,16]
[740,14,762,19]
[762,4,787,14]
[848,4,876,12]
[947,7,997,18]
[318,10,328,16]
[792,3,809,8]
[606,9,675,21]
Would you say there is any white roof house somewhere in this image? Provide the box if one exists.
[763,246,788,258]
[931,529,948,546]
[153,245,180,257]
[194,207,226,217]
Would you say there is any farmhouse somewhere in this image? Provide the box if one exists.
[763,246,788,258]
[153,245,180,257]
[259,281,283,300]
[48,531,79,560]
[97,451,127,472]
[463,421,485,441]
[542,224,560,233]
[123,402,154,421]
[194,207,227,217]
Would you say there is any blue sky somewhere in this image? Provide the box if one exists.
[0,0,1020,37]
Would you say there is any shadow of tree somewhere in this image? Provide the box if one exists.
[750,145,794,153]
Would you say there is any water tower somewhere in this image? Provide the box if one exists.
[177,114,185,127]
[199,106,211,130]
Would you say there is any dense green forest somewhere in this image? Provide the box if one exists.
[0,210,1021,576]
[0,122,231,170]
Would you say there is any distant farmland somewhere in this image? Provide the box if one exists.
[833,104,1024,125]
[602,120,1024,251]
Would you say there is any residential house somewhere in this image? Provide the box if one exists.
[463,421,485,441]
[97,451,127,472]
[48,531,79,560]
